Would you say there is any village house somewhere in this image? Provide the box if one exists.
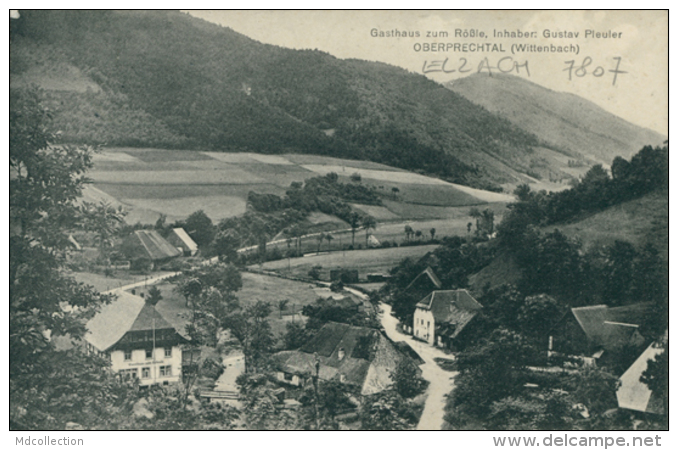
[272,322,410,396]
[166,227,199,256]
[121,229,182,269]
[404,266,442,293]
[84,290,188,387]
[547,303,651,368]
[413,289,483,350]
[616,332,667,416]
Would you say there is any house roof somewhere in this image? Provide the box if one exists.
[167,228,198,253]
[405,266,442,292]
[128,302,176,332]
[128,230,181,261]
[416,290,483,339]
[616,334,667,414]
[273,322,403,395]
[571,303,652,351]
[85,290,146,352]
[85,290,179,352]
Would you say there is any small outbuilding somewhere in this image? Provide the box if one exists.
[166,227,199,256]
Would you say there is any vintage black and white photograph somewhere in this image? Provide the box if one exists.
[9,9,668,433]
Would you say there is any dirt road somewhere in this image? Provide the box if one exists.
[379,303,457,430]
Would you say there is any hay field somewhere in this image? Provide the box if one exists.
[255,245,439,280]
[89,148,513,225]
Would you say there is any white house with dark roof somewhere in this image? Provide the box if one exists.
[85,290,188,386]
[166,227,199,256]
[413,289,483,349]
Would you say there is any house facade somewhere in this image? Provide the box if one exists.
[85,290,188,386]
[413,289,482,349]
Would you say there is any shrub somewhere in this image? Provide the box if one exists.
[330,280,344,292]
[130,258,152,273]
[308,265,322,280]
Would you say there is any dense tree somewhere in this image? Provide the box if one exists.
[362,215,377,247]
[223,301,275,372]
[404,225,414,241]
[359,391,419,430]
[446,328,535,421]
[213,229,240,263]
[283,322,314,350]
[146,285,163,306]
[390,359,428,399]
[182,210,215,248]
[10,87,134,429]
[348,211,361,247]
[641,340,668,417]
[81,200,127,263]
[324,232,334,253]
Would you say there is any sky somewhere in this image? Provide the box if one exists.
[186,10,667,135]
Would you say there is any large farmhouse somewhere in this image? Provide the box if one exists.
[272,322,409,396]
[121,229,182,269]
[84,290,188,387]
[413,289,483,350]
[547,303,651,367]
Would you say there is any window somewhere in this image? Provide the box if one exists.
[124,350,132,361]
[164,347,172,358]
[142,367,150,379]
[427,321,430,328]
[120,368,137,380]
[145,349,153,359]
[159,365,172,377]
[284,372,294,381]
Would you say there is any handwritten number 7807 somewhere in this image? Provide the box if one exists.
[563,57,627,86]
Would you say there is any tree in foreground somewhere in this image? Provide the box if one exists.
[391,359,428,399]
[10,88,134,429]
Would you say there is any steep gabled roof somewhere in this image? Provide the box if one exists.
[85,290,180,352]
[616,334,667,414]
[124,229,181,261]
[273,322,403,395]
[416,290,483,338]
[405,266,442,292]
[571,303,651,350]
[167,227,198,253]
[85,290,146,352]
[129,302,175,332]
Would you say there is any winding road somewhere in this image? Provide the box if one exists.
[104,257,456,429]
[378,302,457,430]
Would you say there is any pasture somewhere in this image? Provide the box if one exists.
[253,245,439,281]
[89,148,513,225]
[143,271,356,338]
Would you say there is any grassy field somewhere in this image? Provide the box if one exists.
[258,203,507,256]
[254,245,439,280]
[544,191,668,260]
[88,148,514,225]
[140,271,360,339]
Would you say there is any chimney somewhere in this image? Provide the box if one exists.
[337,347,345,361]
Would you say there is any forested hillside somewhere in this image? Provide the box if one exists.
[11,10,558,191]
